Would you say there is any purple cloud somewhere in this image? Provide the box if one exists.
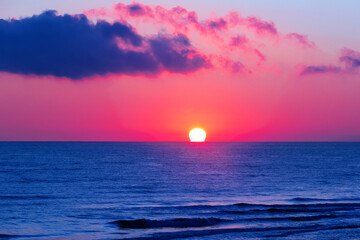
[300,66,341,76]
[0,11,208,79]
[127,3,146,16]
[286,33,315,48]
[230,35,248,47]
[207,18,227,30]
[246,17,278,35]
[340,48,360,70]
[301,49,360,76]
[149,34,209,73]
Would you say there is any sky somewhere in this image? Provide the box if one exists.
[0,0,359,141]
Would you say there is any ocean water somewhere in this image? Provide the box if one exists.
[1,142,360,239]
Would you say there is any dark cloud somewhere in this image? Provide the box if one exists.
[97,20,143,46]
[149,34,209,73]
[0,11,208,79]
[127,3,146,16]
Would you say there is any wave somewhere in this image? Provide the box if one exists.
[219,214,339,222]
[216,202,360,216]
[132,201,360,213]
[285,214,338,221]
[0,234,16,238]
[0,195,53,200]
[111,217,228,229]
[118,224,360,240]
[232,202,360,208]
[0,233,53,239]
[266,224,360,237]
[114,201,360,239]
[291,197,360,202]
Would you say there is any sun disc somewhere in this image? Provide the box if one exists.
[189,128,206,142]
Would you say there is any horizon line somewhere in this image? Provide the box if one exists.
[1,141,360,143]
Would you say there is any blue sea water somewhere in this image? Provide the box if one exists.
[1,142,360,239]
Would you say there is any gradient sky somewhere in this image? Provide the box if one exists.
[0,0,359,141]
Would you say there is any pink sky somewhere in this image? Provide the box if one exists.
[0,1,359,141]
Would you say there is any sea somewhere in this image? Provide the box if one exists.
[1,142,360,239]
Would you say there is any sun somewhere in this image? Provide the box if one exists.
[189,128,206,142]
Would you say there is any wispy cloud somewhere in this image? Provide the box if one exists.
[300,65,341,76]
[286,33,315,48]
[301,49,360,76]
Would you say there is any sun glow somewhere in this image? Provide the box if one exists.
[189,128,206,142]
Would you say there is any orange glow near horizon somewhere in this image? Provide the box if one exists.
[189,128,206,142]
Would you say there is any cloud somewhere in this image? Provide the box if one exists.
[85,2,283,44]
[97,3,280,38]
[340,48,360,70]
[300,65,341,76]
[84,2,321,71]
[149,34,209,73]
[206,18,228,30]
[127,3,146,16]
[300,49,360,76]
[246,16,278,35]
[0,11,156,79]
[1,3,333,80]
[230,35,248,47]
[286,33,315,48]
[0,11,208,79]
